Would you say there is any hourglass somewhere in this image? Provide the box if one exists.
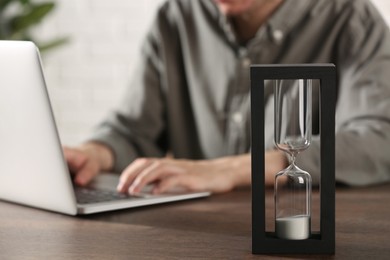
[274,79,312,240]
[250,64,336,255]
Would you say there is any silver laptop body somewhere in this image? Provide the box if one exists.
[0,41,210,215]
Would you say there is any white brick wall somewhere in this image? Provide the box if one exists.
[34,0,390,146]
[34,0,165,145]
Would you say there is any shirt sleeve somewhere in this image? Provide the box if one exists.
[297,2,390,186]
[85,12,168,172]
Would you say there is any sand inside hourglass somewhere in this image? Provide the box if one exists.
[275,215,310,240]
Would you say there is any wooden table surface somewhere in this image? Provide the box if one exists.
[0,184,389,259]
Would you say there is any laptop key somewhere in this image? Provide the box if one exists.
[75,187,138,204]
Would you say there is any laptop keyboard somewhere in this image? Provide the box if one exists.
[75,187,137,204]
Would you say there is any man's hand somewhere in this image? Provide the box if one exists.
[63,142,114,186]
[116,151,287,195]
[117,156,239,194]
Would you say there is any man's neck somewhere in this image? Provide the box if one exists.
[231,0,284,44]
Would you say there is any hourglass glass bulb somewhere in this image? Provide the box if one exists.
[274,79,312,240]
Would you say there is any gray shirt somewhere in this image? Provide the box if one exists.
[88,0,390,186]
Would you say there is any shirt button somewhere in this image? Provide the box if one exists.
[273,29,284,43]
[242,58,251,68]
[232,112,243,124]
[239,47,247,57]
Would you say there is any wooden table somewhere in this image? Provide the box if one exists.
[0,184,389,259]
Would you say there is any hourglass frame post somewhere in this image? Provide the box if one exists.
[250,64,336,254]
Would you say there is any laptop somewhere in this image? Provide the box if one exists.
[0,41,210,215]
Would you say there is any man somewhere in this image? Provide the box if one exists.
[64,0,390,194]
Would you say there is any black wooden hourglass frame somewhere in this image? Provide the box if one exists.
[250,64,336,254]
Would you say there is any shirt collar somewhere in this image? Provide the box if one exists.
[204,0,314,48]
[199,0,238,46]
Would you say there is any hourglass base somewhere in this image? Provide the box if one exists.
[275,215,310,240]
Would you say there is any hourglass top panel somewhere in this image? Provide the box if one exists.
[250,64,336,81]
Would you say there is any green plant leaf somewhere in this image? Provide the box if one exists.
[1,1,69,52]
[18,0,30,5]
[0,0,14,9]
[10,3,55,33]
[38,36,69,52]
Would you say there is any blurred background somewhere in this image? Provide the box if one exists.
[32,0,165,145]
[8,0,390,145]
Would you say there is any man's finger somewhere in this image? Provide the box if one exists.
[129,164,188,193]
[63,147,87,173]
[117,158,154,193]
[74,161,99,186]
[128,161,178,194]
